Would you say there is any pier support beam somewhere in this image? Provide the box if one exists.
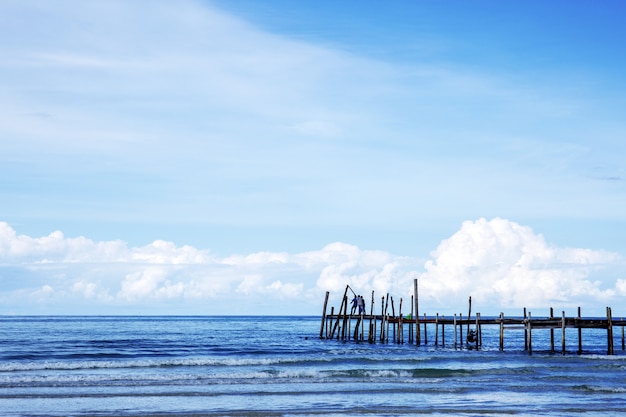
[499,312,504,352]
[414,279,420,345]
[561,311,566,355]
[607,307,614,355]
[578,307,582,355]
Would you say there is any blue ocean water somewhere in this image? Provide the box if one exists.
[1,316,626,416]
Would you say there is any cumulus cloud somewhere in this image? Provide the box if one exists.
[419,218,623,313]
[0,220,624,315]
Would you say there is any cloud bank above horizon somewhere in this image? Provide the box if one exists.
[1,218,623,316]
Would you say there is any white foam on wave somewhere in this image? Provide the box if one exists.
[0,356,317,373]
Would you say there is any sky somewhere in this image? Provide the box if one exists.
[1,0,626,316]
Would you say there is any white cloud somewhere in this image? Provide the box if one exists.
[0,220,624,315]
[420,218,623,313]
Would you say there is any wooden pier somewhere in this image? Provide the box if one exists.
[319,280,626,355]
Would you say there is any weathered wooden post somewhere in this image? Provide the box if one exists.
[441,316,446,347]
[499,312,504,351]
[409,295,414,344]
[360,309,365,341]
[380,296,385,342]
[327,306,334,338]
[527,312,533,355]
[332,285,350,339]
[398,298,403,344]
[549,307,555,353]
[607,307,614,355]
[414,279,420,345]
[622,317,625,350]
[341,295,349,341]
[454,314,458,349]
[459,313,463,348]
[577,306,582,355]
[476,313,482,350]
[423,313,428,344]
[320,291,329,339]
[467,297,472,336]
[368,290,375,343]
[561,310,566,355]
[622,318,625,351]
[523,307,528,351]
[435,313,439,346]
[475,312,480,349]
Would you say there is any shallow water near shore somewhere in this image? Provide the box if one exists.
[2,316,626,416]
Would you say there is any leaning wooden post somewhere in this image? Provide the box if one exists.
[320,291,330,339]
[561,310,566,355]
[549,307,555,353]
[414,279,420,345]
[499,312,504,351]
[527,312,533,356]
[607,307,614,355]
[577,306,583,355]
[332,285,350,339]
[341,295,349,341]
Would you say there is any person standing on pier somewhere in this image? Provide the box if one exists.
[351,295,359,314]
[357,295,365,314]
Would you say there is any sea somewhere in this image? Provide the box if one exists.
[2,316,626,417]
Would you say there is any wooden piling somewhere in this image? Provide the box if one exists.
[441,316,446,347]
[414,279,420,345]
[459,313,465,349]
[398,298,404,344]
[622,317,625,350]
[549,307,555,353]
[467,297,472,336]
[453,314,458,349]
[527,312,533,355]
[561,310,566,355]
[409,295,414,344]
[368,291,375,343]
[379,296,385,342]
[499,312,504,351]
[523,308,528,351]
[435,313,439,346]
[475,312,480,349]
[341,295,349,341]
[320,291,329,339]
[577,306,582,355]
[607,307,614,355]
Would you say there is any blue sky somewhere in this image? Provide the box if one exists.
[1,1,625,315]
